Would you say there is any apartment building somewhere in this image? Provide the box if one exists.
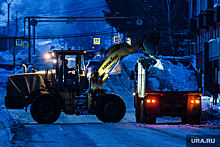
[189,0,220,93]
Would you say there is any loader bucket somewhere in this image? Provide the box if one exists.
[142,32,160,56]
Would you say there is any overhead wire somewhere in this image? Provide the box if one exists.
[23,20,184,39]
[40,0,89,15]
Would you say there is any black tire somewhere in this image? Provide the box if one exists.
[181,116,200,125]
[30,94,61,124]
[135,108,140,122]
[96,94,126,123]
[140,100,156,124]
[193,116,201,125]
[181,116,187,124]
[147,115,156,124]
[140,100,145,123]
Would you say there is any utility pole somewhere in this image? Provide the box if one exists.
[5,0,14,52]
[15,11,18,37]
[13,11,18,74]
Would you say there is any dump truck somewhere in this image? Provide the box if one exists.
[133,57,202,124]
[5,32,160,124]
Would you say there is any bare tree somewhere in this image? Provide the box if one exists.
[139,0,188,55]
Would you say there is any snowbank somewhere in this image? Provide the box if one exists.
[0,108,17,146]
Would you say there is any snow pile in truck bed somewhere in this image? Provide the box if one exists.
[147,59,198,91]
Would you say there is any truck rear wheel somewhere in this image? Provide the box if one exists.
[181,116,200,125]
[30,94,61,124]
[140,100,156,124]
[135,108,140,122]
[96,94,126,123]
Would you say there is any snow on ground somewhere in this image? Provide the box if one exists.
[0,50,219,145]
[0,108,17,146]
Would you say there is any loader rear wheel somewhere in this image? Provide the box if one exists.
[30,94,61,124]
[96,94,126,123]
[140,100,156,124]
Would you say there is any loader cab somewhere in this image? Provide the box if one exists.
[53,50,89,92]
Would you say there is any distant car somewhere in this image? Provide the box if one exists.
[92,55,105,61]
[84,50,95,60]
[86,60,101,79]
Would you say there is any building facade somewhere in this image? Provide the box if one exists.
[189,0,220,93]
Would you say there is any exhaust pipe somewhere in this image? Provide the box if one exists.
[22,64,27,73]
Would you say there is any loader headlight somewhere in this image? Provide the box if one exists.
[45,53,51,59]
[45,52,53,59]
[53,59,57,63]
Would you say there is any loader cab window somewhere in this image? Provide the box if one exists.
[81,55,86,75]
[55,52,88,90]
[57,55,62,72]
[56,54,78,88]
[58,55,77,75]
[64,55,77,75]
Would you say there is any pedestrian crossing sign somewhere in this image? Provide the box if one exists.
[114,36,122,43]
[93,38,100,45]
[22,41,29,48]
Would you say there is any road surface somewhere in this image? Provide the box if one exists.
[5,74,220,147]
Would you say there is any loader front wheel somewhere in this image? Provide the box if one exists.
[30,94,61,124]
[96,94,126,123]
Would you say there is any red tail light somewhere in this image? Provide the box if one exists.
[146,99,156,103]
[195,100,200,104]
[190,99,200,104]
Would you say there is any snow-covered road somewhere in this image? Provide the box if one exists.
[5,74,220,147]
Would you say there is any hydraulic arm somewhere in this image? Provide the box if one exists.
[98,32,160,85]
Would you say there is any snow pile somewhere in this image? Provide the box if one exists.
[121,53,145,70]
[201,96,220,122]
[119,69,135,95]
[0,50,13,64]
[0,108,17,146]
[148,59,198,91]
